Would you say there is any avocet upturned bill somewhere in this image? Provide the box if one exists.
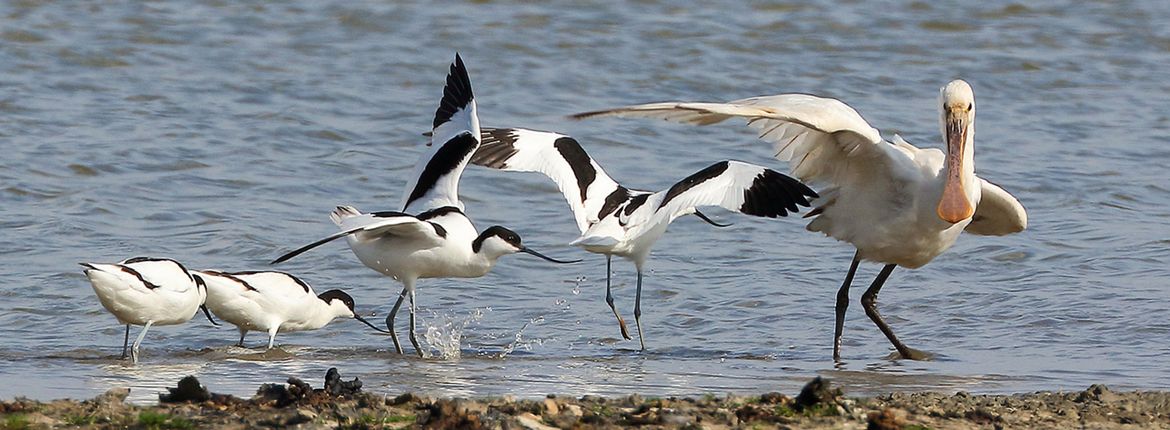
[470,127,818,350]
[80,257,219,363]
[271,54,579,357]
[195,270,389,349]
[572,79,1027,360]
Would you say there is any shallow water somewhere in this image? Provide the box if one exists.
[3,1,1170,403]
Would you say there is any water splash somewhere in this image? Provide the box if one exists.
[566,276,585,296]
[420,308,488,360]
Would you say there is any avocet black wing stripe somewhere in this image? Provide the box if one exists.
[402,54,480,212]
[118,264,160,289]
[469,127,621,233]
[224,271,312,294]
[200,270,260,292]
[402,132,479,212]
[119,257,198,288]
[658,161,731,209]
[649,160,818,227]
[477,127,598,204]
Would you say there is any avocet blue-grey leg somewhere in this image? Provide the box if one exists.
[386,286,409,355]
[833,251,861,362]
[605,256,631,340]
[633,269,645,351]
[236,328,248,348]
[120,325,130,360]
[408,289,423,357]
[130,321,153,363]
[266,326,279,350]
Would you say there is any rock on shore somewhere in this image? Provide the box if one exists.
[1,370,1168,429]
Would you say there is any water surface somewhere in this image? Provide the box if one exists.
[2,1,1169,403]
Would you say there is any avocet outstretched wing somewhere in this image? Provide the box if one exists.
[638,160,818,229]
[470,127,622,233]
[401,53,480,213]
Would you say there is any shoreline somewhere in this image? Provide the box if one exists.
[2,370,1168,429]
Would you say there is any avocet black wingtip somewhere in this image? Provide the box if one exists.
[432,53,475,130]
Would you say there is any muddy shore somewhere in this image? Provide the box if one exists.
[2,369,1167,429]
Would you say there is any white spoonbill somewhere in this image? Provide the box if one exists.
[470,127,817,350]
[573,79,1027,360]
[195,270,388,349]
[271,54,578,357]
[80,256,219,363]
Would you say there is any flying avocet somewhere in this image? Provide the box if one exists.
[470,127,817,350]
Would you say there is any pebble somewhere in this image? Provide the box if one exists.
[543,398,560,415]
[516,412,558,430]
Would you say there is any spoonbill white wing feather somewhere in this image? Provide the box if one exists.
[574,94,918,188]
[966,179,1028,236]
[471,127,622,233]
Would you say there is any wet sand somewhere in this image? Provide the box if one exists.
[2,370,1168,429]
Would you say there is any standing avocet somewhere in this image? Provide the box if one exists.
[80,257,219,363]
[470,127,817,350]
[271,54,578,357]
[572,79,1027,360]
[195,270,388,349]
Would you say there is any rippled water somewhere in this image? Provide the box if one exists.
[3,1,1170,403]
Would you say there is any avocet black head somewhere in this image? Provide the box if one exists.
[191,274,221,327]
[473,226,580,264]
[317,289,389,334]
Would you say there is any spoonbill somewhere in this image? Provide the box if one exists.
[572,79,1027,360]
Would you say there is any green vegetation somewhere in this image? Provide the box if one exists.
[62,413,98,426]
[1,414,30,430]
[768,402,839,418]
[137,411,194,430]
